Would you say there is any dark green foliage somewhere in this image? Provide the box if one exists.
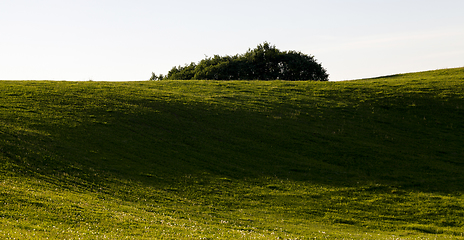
[149,72,164,81]
[163,42,329,81]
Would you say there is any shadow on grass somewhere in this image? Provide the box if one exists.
[9,97,462,196]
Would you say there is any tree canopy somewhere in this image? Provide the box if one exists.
[154,42,329,81]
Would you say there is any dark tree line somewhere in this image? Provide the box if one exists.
[151,42,329,81]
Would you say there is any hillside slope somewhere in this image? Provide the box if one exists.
[1,67,464,239]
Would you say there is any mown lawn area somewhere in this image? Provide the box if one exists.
[1,67,463,239]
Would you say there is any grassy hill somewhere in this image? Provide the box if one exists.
[1,67,463,239]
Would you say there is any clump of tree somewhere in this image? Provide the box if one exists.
[151,42,329,81]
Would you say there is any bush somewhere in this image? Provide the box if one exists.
[149,72,164,81]
[160,42,329,81]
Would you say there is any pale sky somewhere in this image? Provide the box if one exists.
[1,0,463,81]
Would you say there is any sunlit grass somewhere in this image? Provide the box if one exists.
[1,67,464,239]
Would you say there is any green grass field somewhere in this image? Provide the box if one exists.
[1,67,464,239]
